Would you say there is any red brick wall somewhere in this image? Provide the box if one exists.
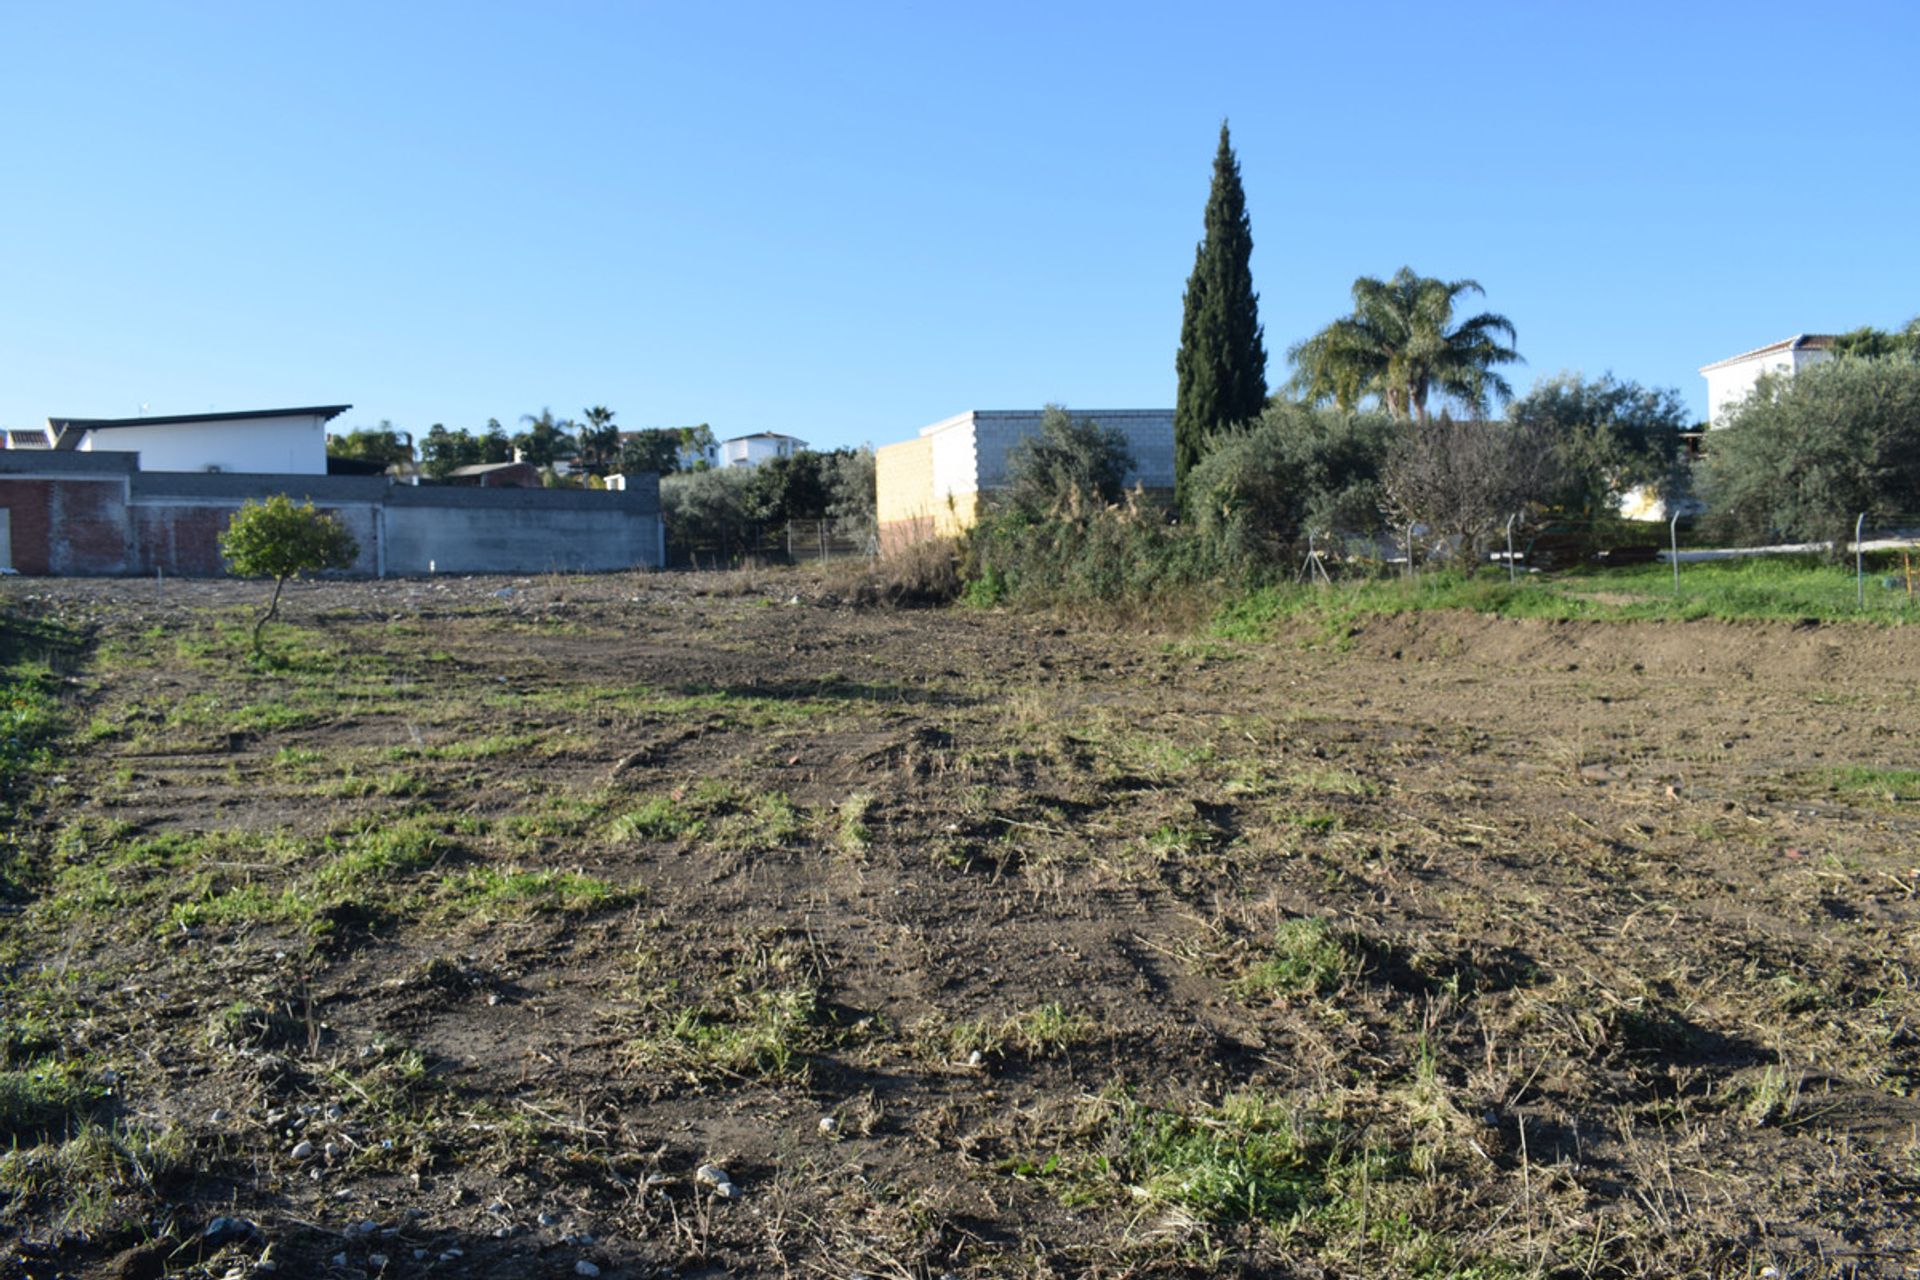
[131,505,232,576]
[0,477,132,574]
[129,503,378,577]
[0,479,51,573]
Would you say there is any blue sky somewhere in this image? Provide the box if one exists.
[3,1,1915,450]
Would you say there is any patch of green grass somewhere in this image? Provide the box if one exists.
[392,733,542,762]
[943,1003,1094,1064]
[836,793,874,854]
[273,745,326,770]
[1212,554,1920,640]
[207,998,304,1051]
[1237,918,1357,1000]
[231,700,321,732]
[1146,823,1216,858]
[444,866,629,915]
[1825,765,1920,803]
[46,826,306,923]
[0,1118,194,1234]
[627,942,841,1083]
[0,1059,102,1143]
[313,818,447,887]
[609,796,706,843]
[1114,1091,1326,1223]
[168,882,314,931]
[0,647,64,800]
[635,985,821,1080]
[0,643,65,897]
[710,788,804,852]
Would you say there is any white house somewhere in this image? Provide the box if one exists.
[47,405,350,474]
[719,432,807,468]
[1699,335,1834,427]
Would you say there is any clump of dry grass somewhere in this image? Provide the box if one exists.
[827,537,961,606]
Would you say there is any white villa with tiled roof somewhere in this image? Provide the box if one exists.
[1699,334,1834,427]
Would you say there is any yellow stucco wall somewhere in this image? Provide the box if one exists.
[875,437,931,529]
[877,436,980,551]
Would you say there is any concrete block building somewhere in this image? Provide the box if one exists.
[875,408,1174,552]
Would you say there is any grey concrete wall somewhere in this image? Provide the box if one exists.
[1,448,664,576]
[968,410,1175,491]
[382,503,660,574]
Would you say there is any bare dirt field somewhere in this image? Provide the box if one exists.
[2,570,1917,1279]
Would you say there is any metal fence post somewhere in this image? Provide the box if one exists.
[1856,512,1867,609]
[1670,512,1681,596]
[1505,513,1517,584]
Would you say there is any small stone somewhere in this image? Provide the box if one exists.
[538,1211,560,1227]
[575,1264,602,1278]
[487,1200,509,1214]
[493,1224,515,1239]
[413,1249,427,1260]
[966,1049,983,1067]
[695,1163,738,1198]
[818,1116,838,1135]
[356,1219,378,1235]
[326,1103,346,1120]
[325,1142,341,1160]
[209,1108,229,1124]
[203,1216,258,1248]
[368,1254,388,1271]
[331,1253,347,1268]
[291,1140,315,1160]
[440,1248,464,1261]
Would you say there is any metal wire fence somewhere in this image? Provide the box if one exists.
[666,518,876,570]
[1301,511,1920,615]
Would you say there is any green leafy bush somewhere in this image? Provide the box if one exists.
[219,496,359,650]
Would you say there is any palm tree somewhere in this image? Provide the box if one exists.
[514,408,578,469]
[1289,268,1521,423]
[577,405,620,475]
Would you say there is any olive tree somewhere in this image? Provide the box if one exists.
[1507,373,1691,522]
[1186,402,1394,568]
[999,405,1135,521]
[219,495,359,651]
[1700,357,1920,557]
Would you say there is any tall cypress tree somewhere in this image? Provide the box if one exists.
[1175,122,1267,514]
